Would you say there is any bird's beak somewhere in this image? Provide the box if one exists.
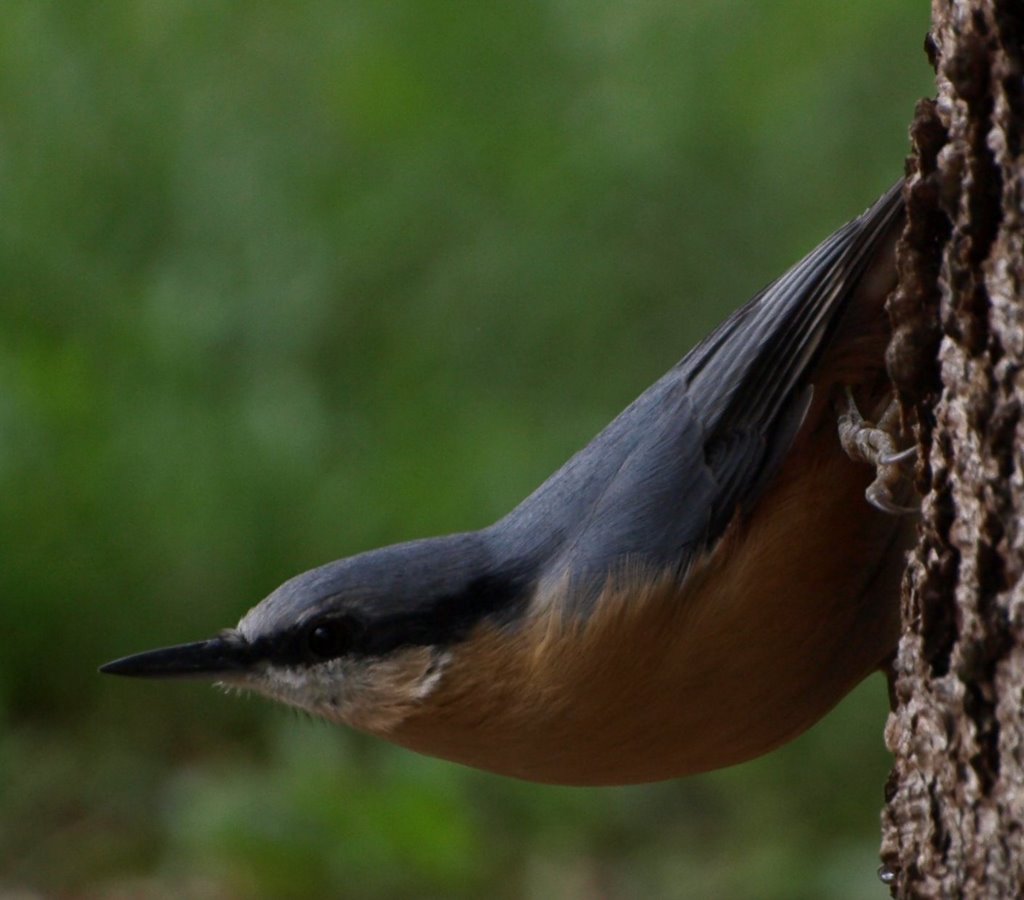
[99,632,254,680]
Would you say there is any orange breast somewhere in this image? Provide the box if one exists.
[387,404,908,784]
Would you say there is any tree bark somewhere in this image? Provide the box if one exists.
[881,1,1024,897]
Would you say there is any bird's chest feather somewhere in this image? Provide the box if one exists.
[387,423,906,785]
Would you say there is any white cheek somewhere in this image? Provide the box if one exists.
[238,650,451,734]
[237,660,347,717]
[271,666,321,692]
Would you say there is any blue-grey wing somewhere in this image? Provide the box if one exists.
[497,182,904,589]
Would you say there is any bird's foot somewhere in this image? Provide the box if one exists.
[836,389,917,515]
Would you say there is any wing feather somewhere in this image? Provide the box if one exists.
[496,182,905,592]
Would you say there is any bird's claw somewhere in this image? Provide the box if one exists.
[836,389,918,516]
[878,445,917,467]
[865,481,919,516]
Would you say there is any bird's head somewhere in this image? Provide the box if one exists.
[101,533,530,735]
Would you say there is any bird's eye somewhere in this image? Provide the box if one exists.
[305,618,358,661]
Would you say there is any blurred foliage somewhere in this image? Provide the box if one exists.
[0,1,932,897]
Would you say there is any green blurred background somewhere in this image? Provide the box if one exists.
[2,2,932,898]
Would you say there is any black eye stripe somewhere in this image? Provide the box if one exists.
[263,567,533,666]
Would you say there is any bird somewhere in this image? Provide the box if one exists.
[102,181,911,786]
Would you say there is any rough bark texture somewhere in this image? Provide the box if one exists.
[881,1,1024,897]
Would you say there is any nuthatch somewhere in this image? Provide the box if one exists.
[102,182,910,785]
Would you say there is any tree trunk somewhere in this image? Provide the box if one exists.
[881,1,1024,897]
